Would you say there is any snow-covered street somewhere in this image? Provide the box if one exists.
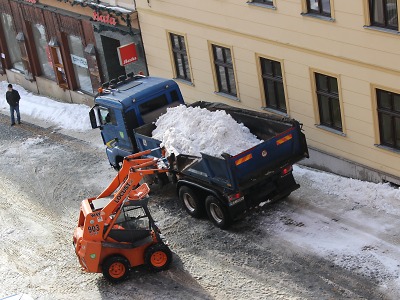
[0,83,399,299]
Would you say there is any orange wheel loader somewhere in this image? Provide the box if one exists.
[73,149,172,283]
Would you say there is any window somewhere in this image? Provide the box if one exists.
[369,0,398,30]
[67,35,93,94]
[260,58,286,113]
[99,107,117,126]
[170,33,191,82]
[306,0,331,16]
[139,94,169,115]
[376,89,400,150]
[32,23,56,81]
[0,14,24,72]
[315,73,342,131]
[212,44,237,97]
[252,0,274,5]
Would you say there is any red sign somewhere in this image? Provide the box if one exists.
[117,43,138,66]
[25,0,37,3]
[92,11,117,26]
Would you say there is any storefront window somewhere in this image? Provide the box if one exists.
[0,14,24,72]
[67,35,93,94]
[32,23,56,81]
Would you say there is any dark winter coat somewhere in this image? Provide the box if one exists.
[6,89,21,107]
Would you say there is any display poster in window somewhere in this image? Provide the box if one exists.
[71,54,88,69]
[45,46,53,67]
[117,43,138,66]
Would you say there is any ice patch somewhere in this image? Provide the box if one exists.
[152,105,262,157]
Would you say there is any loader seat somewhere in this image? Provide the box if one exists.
[108,228,151,243]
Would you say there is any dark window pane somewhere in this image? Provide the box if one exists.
[309,0,319,11]
[316,74,328,92]
[318,95,331,125]
[215,46,223,61]
[380,113,394,145]
[396,117,400,146]
[218,66,228,92]
[331,98,343,129]
[273,61,282,78]
[266,80,277,107]
[387,0,398,28]
[183,55,191,81]
[177,56,184,78]
[394,94,400,112]
[322,0,331,14]
[277,83,286,110]
[228,68,236,95]
[139,94,168,115]
[372,0,385,25]
[378,90,392,109]
[172,35,179,48]
[253,0,273,4]
[329,76,338,94]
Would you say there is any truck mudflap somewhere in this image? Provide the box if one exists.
[227,172,300,221]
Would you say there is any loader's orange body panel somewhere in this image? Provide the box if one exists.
[73,149,169,274]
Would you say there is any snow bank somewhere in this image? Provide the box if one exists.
[0,81,91,131]
[152,105,262,157]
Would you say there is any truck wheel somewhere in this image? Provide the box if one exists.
[145,243,172,272]
[179,186,205,218]
[102,255,130,283]
[205,196,231,229]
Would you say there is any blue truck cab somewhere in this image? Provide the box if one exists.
[89,75,184,169]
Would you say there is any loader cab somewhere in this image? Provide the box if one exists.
[89,75,184,169]
[106,199,156,244]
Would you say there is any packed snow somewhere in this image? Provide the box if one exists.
[0,81,91,131]
[152,105,262,157]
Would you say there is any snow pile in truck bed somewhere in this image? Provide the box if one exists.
[152,105,262,157]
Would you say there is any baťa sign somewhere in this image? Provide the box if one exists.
[117,43,138,66]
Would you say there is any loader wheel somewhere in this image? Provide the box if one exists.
[205,196,231,229]
[145,243,172,272]
[102,256,130,283]
[179,186,205,218]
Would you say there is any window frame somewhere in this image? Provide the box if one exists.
[375,88,400,150]
[258,55,288,114]
[310,70,345,135]
[168,31,192,83]
[209,42,238,98]
[306,0,332,17]
[368,0,399,31]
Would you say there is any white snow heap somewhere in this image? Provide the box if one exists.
[0,81,91,131]
[152,105,263,157]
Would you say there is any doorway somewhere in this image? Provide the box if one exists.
[101,35,125,81]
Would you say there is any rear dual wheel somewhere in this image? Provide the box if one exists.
[205,196,231,229]
[179,186,205,218]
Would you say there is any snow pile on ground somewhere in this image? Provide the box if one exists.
[294,165,400,215]
[152,105,262,157]
[0,81,91,131]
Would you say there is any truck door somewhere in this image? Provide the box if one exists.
[91,105,132,150]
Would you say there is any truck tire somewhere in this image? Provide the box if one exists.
[102,255,130,283]
[179,186,205,218]
[145,243,172,272]
[205,195,231,229]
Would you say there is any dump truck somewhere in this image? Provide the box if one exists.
[73,149,173,282]
[90,75,309,228]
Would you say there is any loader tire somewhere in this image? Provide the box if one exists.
[179,186,205,218]
[102,255,130,283]
[145,243,172,272]
[205,196,231,229]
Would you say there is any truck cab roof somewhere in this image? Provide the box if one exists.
[94,76,180,110]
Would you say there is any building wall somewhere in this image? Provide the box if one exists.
[135,0,400,184]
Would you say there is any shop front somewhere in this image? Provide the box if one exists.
[0,0,147,105]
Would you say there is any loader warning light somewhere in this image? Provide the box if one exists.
[276,134,293,146]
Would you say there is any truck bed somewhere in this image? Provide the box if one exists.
[134,101,308,191]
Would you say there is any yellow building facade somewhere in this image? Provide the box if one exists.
[132,0,400,185]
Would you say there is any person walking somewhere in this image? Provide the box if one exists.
[6,84,21,126]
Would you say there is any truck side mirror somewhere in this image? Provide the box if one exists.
[89,106,102,129]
